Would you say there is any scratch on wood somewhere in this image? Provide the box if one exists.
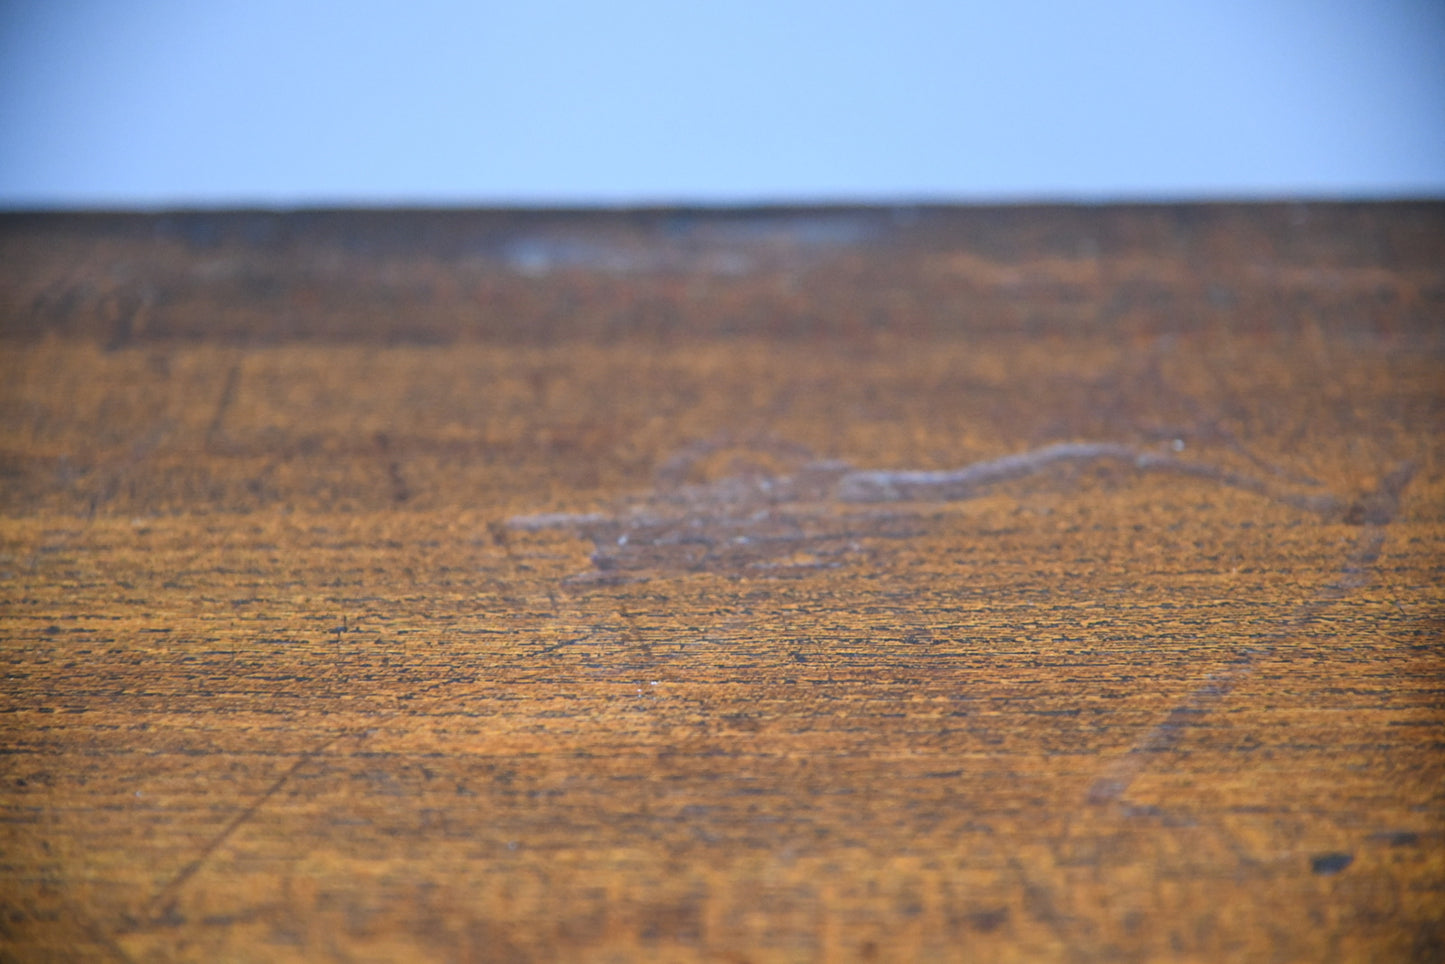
[1086,460,1415,807]
[507,439,1351,582]
[835,441,1340,515]
[138,730,350,925]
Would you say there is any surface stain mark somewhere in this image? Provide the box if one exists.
[1086,461,1414,807]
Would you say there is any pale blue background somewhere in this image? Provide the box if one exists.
[1,0,1442,207]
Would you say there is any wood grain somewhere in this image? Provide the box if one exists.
[2,204,1443,962]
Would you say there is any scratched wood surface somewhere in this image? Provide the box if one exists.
[1,204,1443,962]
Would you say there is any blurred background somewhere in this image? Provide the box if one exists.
[1,0,1442,209]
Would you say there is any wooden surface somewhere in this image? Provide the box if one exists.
[1,203,1443,962]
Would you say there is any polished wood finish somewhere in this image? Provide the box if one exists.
[2,204,1443,961]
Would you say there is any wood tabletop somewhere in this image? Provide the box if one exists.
[2,203,1443,962]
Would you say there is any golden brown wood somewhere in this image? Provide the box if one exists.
[2,204,1443,961]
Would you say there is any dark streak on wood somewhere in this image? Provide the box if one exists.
[205,359,242,451]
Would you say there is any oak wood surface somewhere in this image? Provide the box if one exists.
[1,204,1443,962]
